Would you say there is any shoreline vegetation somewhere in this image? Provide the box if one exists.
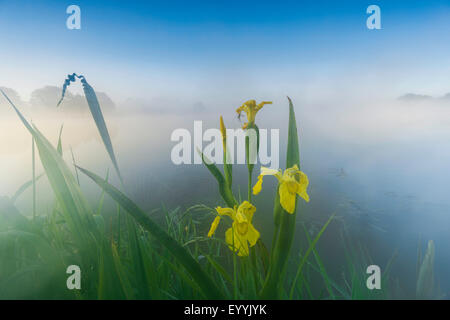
[0,75,441,300]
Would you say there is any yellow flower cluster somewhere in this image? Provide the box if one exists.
[207,99,310,256]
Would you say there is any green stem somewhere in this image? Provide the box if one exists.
[260,97,301,299]
[117,204,121,248]
[232,225,238,299]
[245,125,255,202]
[260,206,296,299]
[32,137,36,220]
[247,168,252,202]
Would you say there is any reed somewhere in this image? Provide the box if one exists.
[0,78,420,300]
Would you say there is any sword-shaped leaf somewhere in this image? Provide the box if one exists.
[57,74,123,185]
[77,165,225,299]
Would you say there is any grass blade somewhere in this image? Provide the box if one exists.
[57,124,64,156]
[416,240,435,299]
[58,74,123,186]
[76,165,225,299]
[289,214,335,298]
[1,89,98,245]
[32,137,36,219]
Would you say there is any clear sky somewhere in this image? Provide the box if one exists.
[0,0,449,104]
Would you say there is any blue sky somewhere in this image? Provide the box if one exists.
[0,0,449,104]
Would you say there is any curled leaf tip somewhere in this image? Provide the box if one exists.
[57,73,86,107]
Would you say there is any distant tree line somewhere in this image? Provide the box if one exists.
[0,86,115,114]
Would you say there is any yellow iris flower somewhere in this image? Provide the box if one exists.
[207,201,260,256]
[253,165,310,214]
[236,100,272,129]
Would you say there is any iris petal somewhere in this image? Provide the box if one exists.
[279,182,296,214]
[207,216,221,237]
[215,206,234,217]
[253,176,264,195]
[247,224,260,246]
[226,227,249,256]
[238,201,256,221]
[296,171,310,202]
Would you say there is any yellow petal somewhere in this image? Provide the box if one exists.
[236,221,249,235]
[296,171,310,202]
[253,167,281,195]
[234,211,247,224]
[236,234,249,256]
[297,188,310,203]
[225,227,249,256]
[247,224,260,247]
[225,228,238,254]
[238,201,256,221]
[243,100,256,108]
[279,182,296,214]
[207,216,221,237]
[215,206,234,217]
[256,101,272,111]
[283,165,299,178]
[260,166,281,177]
[225,227,233,247]
[252,175,263,195]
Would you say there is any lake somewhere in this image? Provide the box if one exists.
[1,97,449,297]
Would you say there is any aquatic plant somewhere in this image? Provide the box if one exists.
[0,77,396,300]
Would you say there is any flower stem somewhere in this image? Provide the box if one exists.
[32,137,36,220]
[247,168,252,202]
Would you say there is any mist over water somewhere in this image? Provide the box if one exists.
[1,95,450,296]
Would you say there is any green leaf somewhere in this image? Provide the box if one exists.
[76,165,225,299]
[289,214,335,298]
[197,149,237,208]
[301,223,335,299]
[125,214,151,298]
[206,254,232,283]
[57,124,64,156]
[260,96,302,299]
[110,241,136,299]
[97,239,127,299]
[416,240,435,299]
[58,74,123,186]
[221,117,233,188]
[1,89,99,246]
[286,96,300,168]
